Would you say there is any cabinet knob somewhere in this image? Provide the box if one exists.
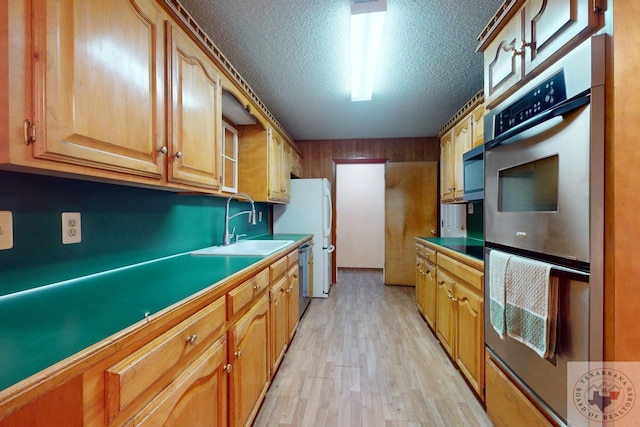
[235,349,243,358]
[253,284,261,291]
[175,151,183,158]
[223,363,232,373]
[186,334,198,345]
[158,146,168,155]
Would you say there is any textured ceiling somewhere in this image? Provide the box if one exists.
[178,0,504,141]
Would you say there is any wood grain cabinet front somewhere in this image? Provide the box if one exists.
[165,22,223,191]
[129,335,228,427]
[438,95,484,203]
[480,0,603,108]
[269,275,289,374]
[436,253,485,400]
[228,293,270,427]
[16,0,166,182]
[415,243,437,330]
[485,354,553,427]
[237,126,292,203]
[104,296,226,425]
[227,268,269,320]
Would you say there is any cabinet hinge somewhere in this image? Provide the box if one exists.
[593,0,606,13]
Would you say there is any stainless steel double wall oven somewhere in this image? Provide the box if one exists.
[483,35,605,424]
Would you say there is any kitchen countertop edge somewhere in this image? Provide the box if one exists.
[0,233,312,418]
[415,237,485,270]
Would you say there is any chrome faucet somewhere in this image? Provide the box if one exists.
[223,192,257,245]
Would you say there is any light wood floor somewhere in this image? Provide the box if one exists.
[253,268,494,427]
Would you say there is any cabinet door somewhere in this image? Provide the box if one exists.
[471,104,485,148]
[166,23,222,190]
[228,293,270,427]
[435,269,456,357]
[281,143,292,203]
[524,0,601,73]
[267,129,282,201]
[415,255,426,315]
[270,276,288,374]
[455,284,484,399]
[483,10,525,108]
[453,115,472,201]
[132,335,228,427]
[31,0,165,178]
[221,121,239,193]
[424,260,437,331]
[287,265,300,341]
[439,130,454,202]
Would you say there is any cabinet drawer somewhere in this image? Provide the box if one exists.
[227,268,269,319]
[416,244,436,264]
[437,253,483,292]
[287,249,299,267]
[486,355,553,427]
[104,296,226,424]
[269,256,288,281]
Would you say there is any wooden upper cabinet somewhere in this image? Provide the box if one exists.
[452,116,472,201]
[481,0,603,108]
[280,142,292,203]
[471,104,485,148]
[268,129,283,201]
[524,0,602,72]
[482,10,525,107]
[439,130,454,203]
[30,0,166,179]
[166,22,222,190]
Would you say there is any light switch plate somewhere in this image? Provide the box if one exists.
[467,203,474,214]
[0,211,13,250]
[62,212,82,244]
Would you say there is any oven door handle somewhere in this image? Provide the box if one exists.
[485,89,591,150]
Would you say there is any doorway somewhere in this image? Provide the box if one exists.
[335,163,385,269]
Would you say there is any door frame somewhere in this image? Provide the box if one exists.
[332,158,387,282]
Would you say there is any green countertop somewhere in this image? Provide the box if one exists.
[418,237,484,261]
[0,234,309,392]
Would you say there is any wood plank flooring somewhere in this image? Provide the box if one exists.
[253,268,493,427]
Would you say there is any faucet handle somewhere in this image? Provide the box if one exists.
[235,234,247,243]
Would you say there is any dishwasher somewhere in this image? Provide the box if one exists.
[298,242,312,318]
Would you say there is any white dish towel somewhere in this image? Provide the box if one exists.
[489,250,512,339]
[504,255,559,359]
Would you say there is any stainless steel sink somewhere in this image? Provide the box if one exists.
[190,240,294,257]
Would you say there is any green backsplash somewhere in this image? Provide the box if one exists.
[467,201,484,240]
[0,171,269,296]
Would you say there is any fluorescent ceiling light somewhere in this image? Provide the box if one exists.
[350,0,387,102]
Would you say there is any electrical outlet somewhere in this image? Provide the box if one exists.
[62,212,82,244]
[258,211,263,222]
[0,211,14,250]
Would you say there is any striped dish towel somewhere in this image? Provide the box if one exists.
[489,250,512,339]
[505,255,559,359]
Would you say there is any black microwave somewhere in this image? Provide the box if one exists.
[462,144,484,201]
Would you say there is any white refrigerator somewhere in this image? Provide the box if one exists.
[273,178,334,298]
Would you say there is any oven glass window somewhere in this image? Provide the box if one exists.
[498,155,558,211]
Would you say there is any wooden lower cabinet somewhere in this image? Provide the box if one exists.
[0,377,83,427]
[286,262,300,341]
[485,354,553,427]
[131,336,228,426]
[436,254,484,399]
[415,243,437,329]
[454,284,484,397]
[228,293,270,427]
[435,268,456,356]
[270,275,288,374]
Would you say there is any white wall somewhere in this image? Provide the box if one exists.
[336,163,385,268]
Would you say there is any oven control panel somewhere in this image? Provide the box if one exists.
[494,70,567,138]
